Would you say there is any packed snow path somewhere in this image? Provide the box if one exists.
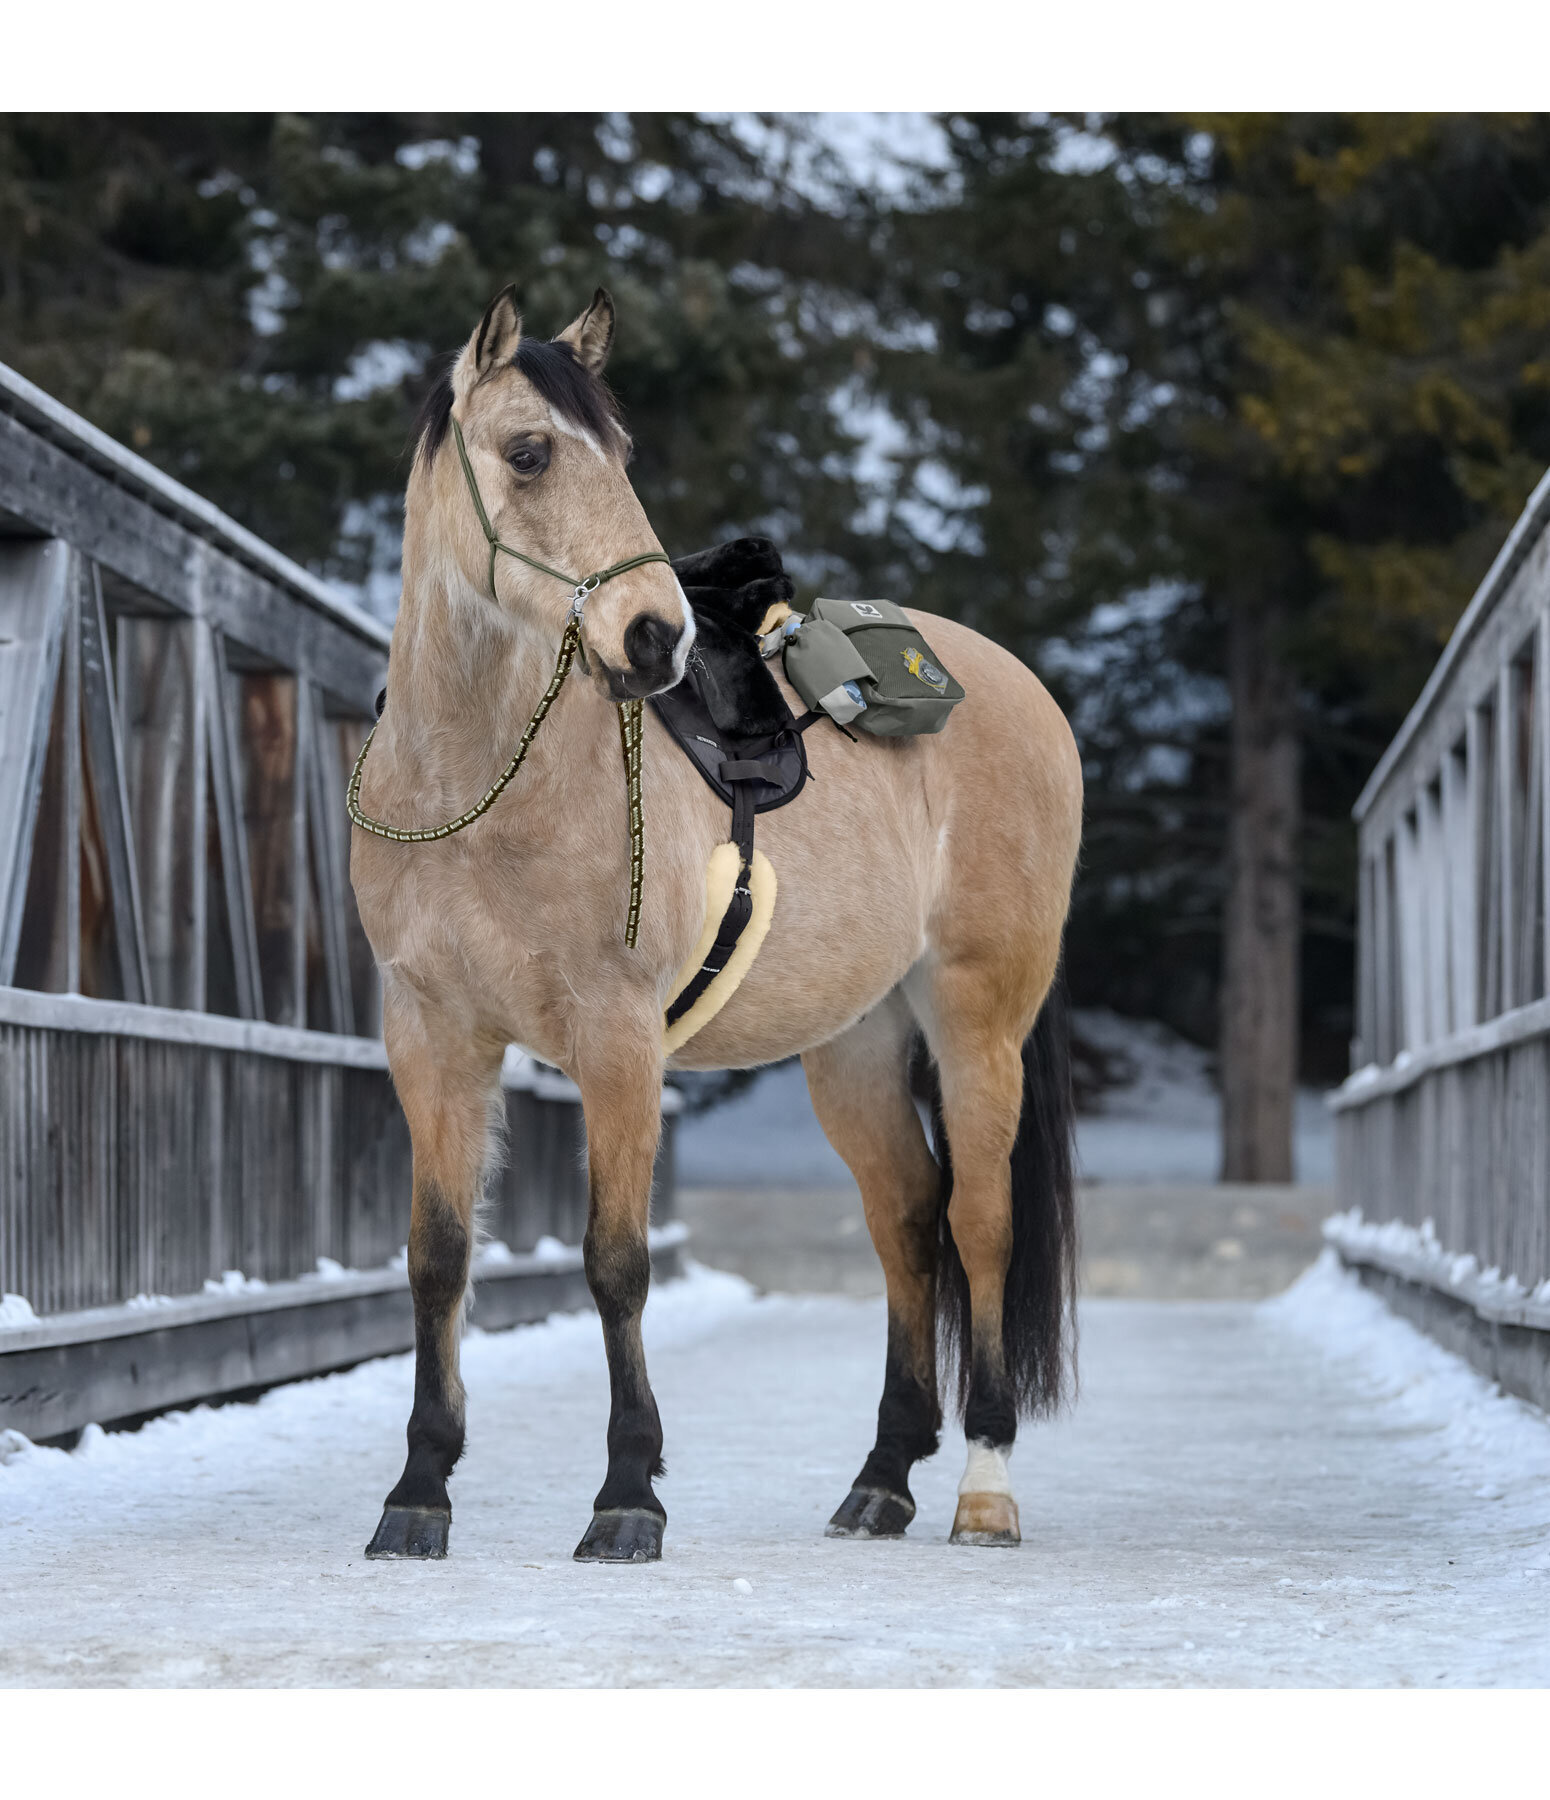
[4,1257,1548,1686]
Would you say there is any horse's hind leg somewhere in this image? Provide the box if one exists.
[802,990,943,1538]
[911,934,1075,1549]
[367,1014,502,1560]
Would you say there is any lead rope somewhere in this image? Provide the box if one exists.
[345,416,670,949]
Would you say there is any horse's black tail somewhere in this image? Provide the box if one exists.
[930,969,1079,1421]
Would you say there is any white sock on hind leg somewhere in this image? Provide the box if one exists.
[959,1439,1014,1497]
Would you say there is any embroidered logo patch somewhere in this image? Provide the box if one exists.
[901,647,949,694]
[849,602,883,618]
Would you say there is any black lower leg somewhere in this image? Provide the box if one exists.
[964,1331,1016,1456]
[828,1311,940,1538]
[367,1190,469,1559]
[574,1223,665,1562]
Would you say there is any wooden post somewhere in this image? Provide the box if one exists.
[238,672,303,1026]
[118,616,206,1012]
[301,682,355,1035]
[1540,613,1550,1003]
[1397,805,1427,1052]
[80,562,150,1004]
[1445,734,1476,1034]
[1497,659,1515,1014]
[203,627,263,1020]
[0,541,71,985]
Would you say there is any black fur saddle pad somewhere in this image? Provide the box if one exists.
[651,537,807,815]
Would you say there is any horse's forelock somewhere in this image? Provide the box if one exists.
[512,336,627,456]
[411,337,626,469]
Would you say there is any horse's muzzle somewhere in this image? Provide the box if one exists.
[604,612,688,699]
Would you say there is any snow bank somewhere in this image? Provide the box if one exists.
[1265,1250,1550,1508]
[1324,1209,1550,1326]
[0,1293,38,1329]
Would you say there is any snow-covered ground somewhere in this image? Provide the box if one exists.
[675,1009,1335,1188]
[3,1254,1546,1687]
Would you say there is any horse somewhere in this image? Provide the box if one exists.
[349,283,1084,1563]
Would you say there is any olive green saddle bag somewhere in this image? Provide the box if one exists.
[779,596,965,736]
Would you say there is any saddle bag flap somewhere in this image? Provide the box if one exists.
[789,597,966,737]
[781,617,875,724]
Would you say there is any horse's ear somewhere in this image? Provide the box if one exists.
[453,286,523,400]
[555,287,615,374]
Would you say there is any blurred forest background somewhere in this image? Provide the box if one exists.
[5,111,1550,1176]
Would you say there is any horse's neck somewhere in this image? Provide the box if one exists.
[385,575,603,816]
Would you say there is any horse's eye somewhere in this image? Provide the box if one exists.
[506,440,549,478]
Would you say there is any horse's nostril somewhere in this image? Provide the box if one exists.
[623,613,681,676]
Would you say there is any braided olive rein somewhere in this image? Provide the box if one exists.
[347,620,645,949]
[618,698,645,945]
[346,616,582,846]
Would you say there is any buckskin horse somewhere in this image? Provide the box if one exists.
[348,284,1083,1563]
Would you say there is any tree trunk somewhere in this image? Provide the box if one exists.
[1220,597,1300,1182]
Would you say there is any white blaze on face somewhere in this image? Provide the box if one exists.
[959,1439,1014,1498]
[670,577,697,681]
[547,405,608,464]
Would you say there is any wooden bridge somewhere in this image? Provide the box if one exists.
[1331,470,1550,1410]
[0,361,678,1443]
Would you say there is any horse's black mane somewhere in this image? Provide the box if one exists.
[411,337,626,464]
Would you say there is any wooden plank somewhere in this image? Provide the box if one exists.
[0,540,70,982]
[1498,659,1516,1012]
[1329,989,1550,1107]
[301,682,355,1035]
[0,982,392,1066]
[0,362,390,649]
[79,562,150,1003]
[1445,736,1476,1032]
[0,409,387,710]
[0,1239,685,1442]
[203,627,262,1020]
[1373,835,1394,1065]
[1353,852,1373,1065]
[1397,809,1427,1052]
[237,672,303,1026]
[118,618,206,1011]
[1471,704,1500,1021]
[1420,776,1449,1042]
[1539,613,1550,1004]
[1517,646,1544,1002]
[8,553,82,993]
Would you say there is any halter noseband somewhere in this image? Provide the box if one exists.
[345,413,672,949]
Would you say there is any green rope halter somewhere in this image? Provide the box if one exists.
[346,413,672,948]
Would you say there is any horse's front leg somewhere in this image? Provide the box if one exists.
[366,1016,501,1560]
[572,1030,668,1563]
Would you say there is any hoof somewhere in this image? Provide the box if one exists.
[950,1492,1020,1546]
[825,1485,915,1538]
[573,1507,664,1563]
[365,1504,451,1560]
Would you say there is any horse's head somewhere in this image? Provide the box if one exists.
[407,285,693,699]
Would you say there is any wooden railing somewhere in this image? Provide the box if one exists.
[0,360,677,1437]
[1333,467,1550,1299]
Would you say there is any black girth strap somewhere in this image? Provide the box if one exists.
[663,756,785,1031]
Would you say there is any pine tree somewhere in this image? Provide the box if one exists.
[0,113,896,606]
[874,113,1550,1175]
